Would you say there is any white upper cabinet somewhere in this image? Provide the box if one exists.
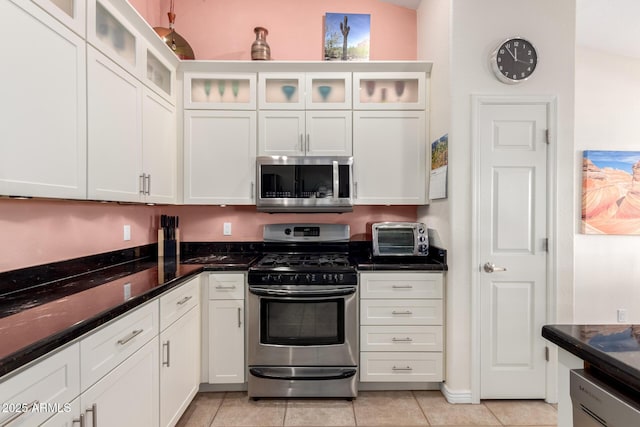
[258,73,306,109]
[353,72,427,110]
[258,72,353,156]
[353,110,427,204]
[305,73,352,110]
[87,47,176,203]
[87,0,140,76]
[184,110,257,205]
[185,73,257,110]
[1,0,87,199]
[32,0,86,36]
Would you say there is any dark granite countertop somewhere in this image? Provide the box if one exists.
[542,324,640,393]
[0,241,447,379]
[0,243,260,379]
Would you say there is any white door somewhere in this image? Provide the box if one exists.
[208,299,245,384]
[476,98,550,399]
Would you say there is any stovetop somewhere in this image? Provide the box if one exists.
[253,253,352,269]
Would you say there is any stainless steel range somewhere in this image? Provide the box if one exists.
[247,223,358,399]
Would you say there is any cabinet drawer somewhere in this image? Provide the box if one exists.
[360,272,443,299]
[80,301,158,390]
[360,352,443,382]
[360,325,443,352]
[360,299,442,325]
[0,343,80,427]
[160,276,200,331]
[208,273,245,300]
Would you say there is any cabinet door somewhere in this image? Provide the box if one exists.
[142,87,176,204]
[81,338,159,427]
[305,111,352,156]
[305,72,352,109]
[208,300,244,384]
[184,110,256,204]
[1,1,86,199]
[185,73,256,110]
[353,111,426,204]
[0,344,80,427]
[160,306,200,427]
[353,72,426,110]
[87,47,142,202]
[258,73,305,109]
[258,111,306,156]
[32,0,86,37]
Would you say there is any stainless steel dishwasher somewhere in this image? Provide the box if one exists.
[570,369,640,426]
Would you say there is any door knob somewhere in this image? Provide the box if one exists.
[483,262,507,273]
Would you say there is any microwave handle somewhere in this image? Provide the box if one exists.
[332,160,339,200]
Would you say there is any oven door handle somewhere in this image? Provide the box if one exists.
[249,367,357,381]
[248,286,356,297]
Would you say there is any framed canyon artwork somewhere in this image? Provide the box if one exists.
[582,150,640,234]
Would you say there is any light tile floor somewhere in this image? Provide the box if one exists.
[176,391,557,427]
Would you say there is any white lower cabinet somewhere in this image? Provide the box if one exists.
[206,273,245,384]
[80,337,159,427]
[359,272,444,384]
[0,344,80,427]
[159,277,201,427]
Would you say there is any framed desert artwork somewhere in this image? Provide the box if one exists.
[324,13,370,61]
[582,150,640,234]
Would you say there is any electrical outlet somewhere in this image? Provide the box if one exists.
[223,222,232,236]
[617,308,628,323]
[123,282,131,300]
[123,225,131,241]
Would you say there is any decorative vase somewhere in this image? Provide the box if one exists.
[251,27,271,60]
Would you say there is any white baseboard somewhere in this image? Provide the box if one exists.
[440,383,473,404]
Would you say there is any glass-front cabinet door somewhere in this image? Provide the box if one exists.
[184,73,257,110]
[145,48,174,102]
[258,73,305,109]
[305,73,352,109]
[87,0,140,76]
[32,0,85,36]
[353,72,426,110]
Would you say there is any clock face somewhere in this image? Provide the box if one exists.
[492,38,538,84]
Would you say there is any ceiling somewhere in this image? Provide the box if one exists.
[378,0,421,10]
[576,0,640,58]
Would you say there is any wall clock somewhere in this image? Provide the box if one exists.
[491,37,538,84]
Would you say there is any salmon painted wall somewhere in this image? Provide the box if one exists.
[0,1,419,273]
[130,0,417,60]
[0,199,417,272]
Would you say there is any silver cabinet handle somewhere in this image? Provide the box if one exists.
[72,413,85,427]
[392,285,413,289]
[392,310,413,315]
[354,182,358,198]
[177,295,193,306]
[483,262,507,273]
[162,341,170,367]
[146,174,151,195]
[215,285,237,290]
[0,400,38,426]
[392,366,413,371]
[139,174,146,195]
[237,307,242,328]
[306,133,310,152]
[392,337,413,342]
[251,181,255,199]
[85,404,97,427]
[300,134,304,152]
[117,329,143,345]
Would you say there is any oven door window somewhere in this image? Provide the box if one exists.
[260,298,345,346]
[377,228,415,254]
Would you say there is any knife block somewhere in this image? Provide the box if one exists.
[158,228,180,258]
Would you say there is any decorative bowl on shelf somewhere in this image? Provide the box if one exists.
[318,85,332,101]
[282,85,296,101]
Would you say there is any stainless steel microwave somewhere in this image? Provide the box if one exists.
[256,156,353,213]
[370,222,429,256]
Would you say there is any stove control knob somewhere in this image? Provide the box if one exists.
[263,274,271,282]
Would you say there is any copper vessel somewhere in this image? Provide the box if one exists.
[153,1,195,60]
[251,27,271,60]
